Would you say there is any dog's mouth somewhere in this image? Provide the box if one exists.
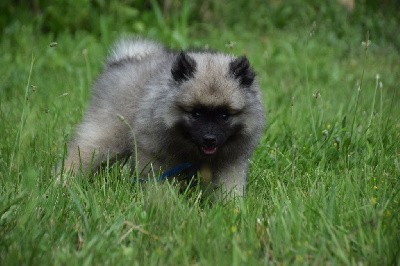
[201,146,217,155]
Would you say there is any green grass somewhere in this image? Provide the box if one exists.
[1,2,400,265]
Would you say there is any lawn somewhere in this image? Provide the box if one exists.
[1,1,399,265]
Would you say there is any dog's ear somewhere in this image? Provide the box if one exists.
[229,56,256,88]
[171,52,197,82]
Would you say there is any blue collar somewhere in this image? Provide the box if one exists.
[132,163,194,183]
[158,162,193,181]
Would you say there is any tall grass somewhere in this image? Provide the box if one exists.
[8,55,35,179]
[1,1,399,265]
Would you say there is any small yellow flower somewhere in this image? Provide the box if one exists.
[231,226,237,233]
[370,197,377,205]
[296,255,304,262]
[373,186,378,190]
[155,247,163,255]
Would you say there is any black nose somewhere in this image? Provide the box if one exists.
[202,134,217,146]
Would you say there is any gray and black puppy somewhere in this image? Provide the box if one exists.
[62,38,265,198]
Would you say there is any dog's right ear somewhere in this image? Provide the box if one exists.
[171,52,197,82]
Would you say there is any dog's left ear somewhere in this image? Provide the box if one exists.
[171,52,197,83]
[229,56,256,88]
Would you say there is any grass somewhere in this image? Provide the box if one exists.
[1,2,400,265]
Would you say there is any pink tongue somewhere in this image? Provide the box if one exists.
[202,147,217,155]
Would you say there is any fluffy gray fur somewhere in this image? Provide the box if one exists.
[62,38,265,199]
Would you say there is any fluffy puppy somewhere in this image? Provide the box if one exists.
[62,38,265,198]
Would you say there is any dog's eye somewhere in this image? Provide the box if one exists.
[191,110,201,119]
[220,112,230,121]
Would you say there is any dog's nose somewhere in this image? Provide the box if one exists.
[202,134,217,146]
